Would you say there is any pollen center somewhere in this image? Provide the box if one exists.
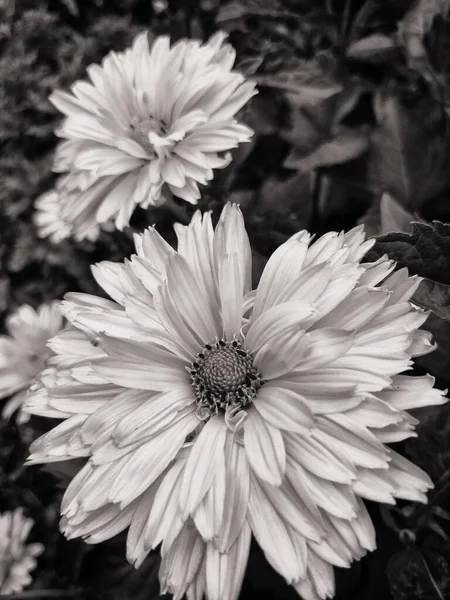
[130,117,167,156]
[189,340,264,420]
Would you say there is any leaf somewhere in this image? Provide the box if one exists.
[379,192,415,234]
[399,0,450,109]
[387,549,450,600]
[347,34,397,62]
[255,55,343,105]
[413,278,450,321]
[80,535,161,600]
[216,0,283,22]
[368,85,450,210]
[284,126,370,172]
[258,172,312,220]
[366,221,450,284]
[365,221,450,324]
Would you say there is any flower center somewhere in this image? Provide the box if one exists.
[189,340,264,421]
[130,117,167,156]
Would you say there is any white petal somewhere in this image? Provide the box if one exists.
[179,417,227,519]
[205,524,251,600]
[243,409,286,486]
[254,386,314,433]
[252,231,312,320]
[245,301,316,355]
[216,436,250,552]
[218,253,244,340]
[213,203,252,295]
[107,411,198,505]
[247,475,304,583]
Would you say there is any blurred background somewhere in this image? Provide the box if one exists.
[2,1,450,598]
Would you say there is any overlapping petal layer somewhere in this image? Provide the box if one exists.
[44,32,256,239]
[25,204,446,600]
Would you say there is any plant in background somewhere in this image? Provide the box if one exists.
[0,302,64,423]
[24,204,445,600]
[46,30,257,240]
[0,507,44,595]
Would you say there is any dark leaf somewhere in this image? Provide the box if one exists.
[258,172,312,223]
[413,279,450,321]
[415,313,450,384]
[255,55,343,104]
[216,0,283,22]
[366,221,450,284]
[80,535,161,600]
[284,126,370,172]
[400,0,450,109]
[368,85,450,210]
[387,548,450,600]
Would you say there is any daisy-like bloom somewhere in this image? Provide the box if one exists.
[24,205,445,600]
[0,303,63,423]
[0,507,44,595]
[49,31,256,237]
[34,173,102,243]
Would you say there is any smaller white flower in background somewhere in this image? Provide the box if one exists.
[0,302,63,422]
[48,30,257,238]
[0,507,44,595]
[34,173,106,244]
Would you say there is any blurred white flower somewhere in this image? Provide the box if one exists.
[0,303,63,422]
[0,508,44,595]
[49,31,256,238]
[25,205,445,600]
[34,173,104,243]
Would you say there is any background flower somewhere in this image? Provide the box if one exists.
[47,31,256,238]
[24,204,445,600]
[0,302,63,423]
[0,507,44,595]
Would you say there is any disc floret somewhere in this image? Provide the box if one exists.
[189,339,264,421]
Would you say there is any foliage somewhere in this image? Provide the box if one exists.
[1,0,450,599]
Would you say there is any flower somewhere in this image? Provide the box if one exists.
[49,31,256,238]
[34,173,107,243]
[0,507,44,595]
[0,303,64,423]
[24,204,446,600]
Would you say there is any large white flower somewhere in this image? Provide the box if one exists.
[49,31,256,238]
[25,205,445,600]
[0,507,44,595]
[0,303,63,422]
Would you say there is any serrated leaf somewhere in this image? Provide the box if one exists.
[284,126,369,172]
[366,221,450,284]
[347,34,397,62]
[365,221,450,323]
[368,86,450,210]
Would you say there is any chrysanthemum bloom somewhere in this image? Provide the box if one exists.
[49,31,256,237]
[0,303,63,422]
[34,172,102,243]
[0,507,44,595]
[24,205,445,600]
